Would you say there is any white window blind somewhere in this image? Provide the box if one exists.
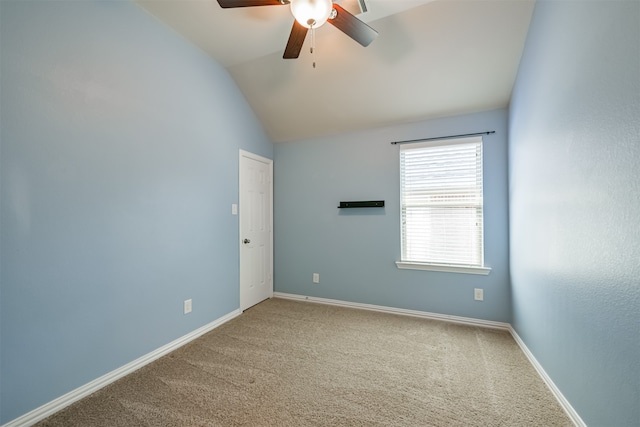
[400,136,484,267]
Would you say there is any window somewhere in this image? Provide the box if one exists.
[396,136,490,275]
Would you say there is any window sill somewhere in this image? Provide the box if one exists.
[395,261,491,275]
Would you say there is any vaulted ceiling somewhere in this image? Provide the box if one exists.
[136,0,535,142]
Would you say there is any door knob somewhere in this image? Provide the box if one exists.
[243,238,251,244]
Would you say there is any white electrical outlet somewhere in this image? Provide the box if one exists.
[474,288,484,301]
[231,204,238,215]
[313,273,320,283]
[184,299,192,314]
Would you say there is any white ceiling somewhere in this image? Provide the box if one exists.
[136,0,535,142]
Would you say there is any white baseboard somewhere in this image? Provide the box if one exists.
[509,327,587,427]
[273,292,511,330]
[5,296,585,427]
[2,309,241,427]
[274,292,584,427]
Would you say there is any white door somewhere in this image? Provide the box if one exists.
[239,150,273,311]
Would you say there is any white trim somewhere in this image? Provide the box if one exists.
[238,149,274,311]
[2,309,241,427]
[396,261,491,275]
[509,327,586,427]
[239,149,272,165]
[274,292,583,427]
[273,292,509,330]
[4,298,584,427]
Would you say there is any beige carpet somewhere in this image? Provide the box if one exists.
[37,298,572,426]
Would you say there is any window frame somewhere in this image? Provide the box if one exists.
[396,136,491,275]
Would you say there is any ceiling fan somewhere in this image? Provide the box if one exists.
[216,0,378,59]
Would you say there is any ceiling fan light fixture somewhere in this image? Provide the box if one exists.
[290,0,333,29]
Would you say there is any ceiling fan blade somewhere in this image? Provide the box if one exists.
[283,21,308,59]
[328,4,378,47]
[216,0,287,8]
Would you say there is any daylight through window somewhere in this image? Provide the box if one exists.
[399,136,484,268]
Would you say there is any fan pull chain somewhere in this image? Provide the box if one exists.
[310,24,316,69]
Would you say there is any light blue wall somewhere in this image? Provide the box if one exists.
[274,109,510,322]
[509,1,640,426]
[0,0,272,422]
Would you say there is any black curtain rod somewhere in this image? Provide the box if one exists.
[390,131,495,145]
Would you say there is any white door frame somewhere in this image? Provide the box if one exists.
[239,149,273,311]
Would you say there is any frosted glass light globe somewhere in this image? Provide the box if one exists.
[290,0,333,29]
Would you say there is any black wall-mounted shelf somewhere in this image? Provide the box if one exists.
[338,200,385,208]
